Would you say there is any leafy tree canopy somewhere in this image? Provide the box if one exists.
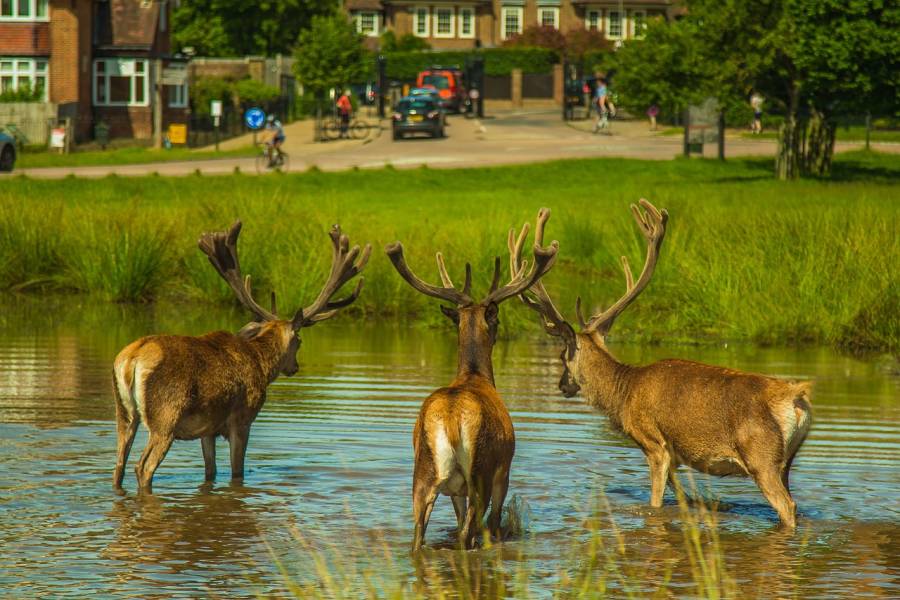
[293,14,369,98]
[173,0,336,56]
[380,31,431,52]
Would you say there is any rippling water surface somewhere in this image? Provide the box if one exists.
[0,299,897,598]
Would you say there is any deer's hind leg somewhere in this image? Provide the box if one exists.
[487,466,510,541]
[412,480,439,553]
[113,399,139,491]
[135,430,174,494]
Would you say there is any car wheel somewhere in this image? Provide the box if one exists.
[393,131,402,141]
[0,146,15,172]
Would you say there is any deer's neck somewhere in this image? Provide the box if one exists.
[455,318,495,386]
[247,329,290,384]
[575,333,634,426]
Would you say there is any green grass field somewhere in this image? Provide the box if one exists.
[1,151,898,351]
[15,144,257,169]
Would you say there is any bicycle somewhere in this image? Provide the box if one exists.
[322,117,374,141]
[255,145,290,174]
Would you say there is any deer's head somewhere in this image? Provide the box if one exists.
[385,210,559,375]
[515,200,668,397]
[199,222,371,377]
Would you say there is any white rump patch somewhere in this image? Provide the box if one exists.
[114,359,137,422]
[433,428,456,482]
[132,364,148,424]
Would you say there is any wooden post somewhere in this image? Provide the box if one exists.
[511,68,523,107]
[717,110,725,160]
[552,63,563,106]
[865,112,871,151]
[153,58,163,149]
[683,108,690,157]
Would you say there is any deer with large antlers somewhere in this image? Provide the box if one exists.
[516,202,812,528]
[112,222,370,493]
[386,210,558,550]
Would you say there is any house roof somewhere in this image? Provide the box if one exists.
[345,0,383,10]
[108,0,159,48]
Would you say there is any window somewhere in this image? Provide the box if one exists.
[353,10,379,36]
[538,6,558,29]
[433,7,454,38]
[0,58,48,99]
[0,0,47,20]
[458,7,474,38]
[413,6,429,37]
[606,9,622,39]
[501,6,522,40]
[585,8,601,31]
[631,10,646,38]
[167,82,188,108]
[93,58,149,106]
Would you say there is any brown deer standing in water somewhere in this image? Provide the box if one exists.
[113,221,370,493]
[386,210,559,551]
[514,202,812,528]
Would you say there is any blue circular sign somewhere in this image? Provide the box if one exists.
[244,108,265,130]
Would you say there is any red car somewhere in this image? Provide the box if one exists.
[416,67,467,113]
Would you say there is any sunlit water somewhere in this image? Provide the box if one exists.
[0,299,897,598]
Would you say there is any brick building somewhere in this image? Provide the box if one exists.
[345,0,679,49]
[0,0,189,141]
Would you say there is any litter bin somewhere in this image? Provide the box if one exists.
[94,121,110,149]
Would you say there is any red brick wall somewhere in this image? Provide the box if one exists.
[0,23,50,55]
[95,106,152,139]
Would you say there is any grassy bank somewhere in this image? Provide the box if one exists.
[1,151,898,351]
[16,144,257,169]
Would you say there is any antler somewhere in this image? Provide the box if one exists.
[510,209,572,339]
[578,199,668,336]
[295,225,372,327]
[199,221,278,322]
[385,243,474,307]
[485,208,559,305]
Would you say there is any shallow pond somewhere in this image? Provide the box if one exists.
[0,299,897,598]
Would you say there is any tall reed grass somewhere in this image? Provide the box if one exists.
[268,487,736,599]
[1,152,897,350]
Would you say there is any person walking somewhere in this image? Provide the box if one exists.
[593,77,614,134]
[750,92,764,134]
[336,90,353,139]
[647,104,659,131]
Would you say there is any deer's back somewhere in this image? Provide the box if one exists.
[114,331,266,436]
[414,377,515,491]
[625,359,812,472]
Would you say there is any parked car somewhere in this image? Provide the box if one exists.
[408,87,446,123]
[416,67,467,113]
[392,96,444,140]
[0,132,16,172]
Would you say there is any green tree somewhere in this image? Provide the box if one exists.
[293,14,369,98]
[380,30,431,52]
[612,0,900,179]
[173,0,335,56]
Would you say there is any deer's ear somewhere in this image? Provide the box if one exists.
[238,321,265,340]
[440,305,459,325]
[484,301,499,324]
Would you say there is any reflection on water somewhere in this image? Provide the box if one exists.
[0,298,898,597]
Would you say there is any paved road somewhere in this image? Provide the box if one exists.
[9,109,887,179]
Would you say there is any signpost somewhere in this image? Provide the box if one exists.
[244,107,265,146]
[684,97,724,158]
[211,100,223,151]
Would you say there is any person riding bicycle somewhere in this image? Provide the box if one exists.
[264,114,286,166]
[336,90,353,139]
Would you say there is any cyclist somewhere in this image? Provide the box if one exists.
[264,114,286,166]
[336,90,352,139]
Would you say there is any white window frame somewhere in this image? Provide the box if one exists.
[0,57,48,100]
[353,10,380,36]
[458,7,475,39]
[432,6,455,38]
[167,82,188,108]
[585,8,601,31]
[500,6,523,40]
[537,6,558,29]
[605,9,622,39]
[92,58,150,107]
[0,0,48,21]
[413,6,430,37]
[631,9,647,38]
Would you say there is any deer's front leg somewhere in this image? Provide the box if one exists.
[228,426,251,481]
[201,435,217,481]
[644,446,670,508]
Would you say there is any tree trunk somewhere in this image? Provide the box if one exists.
[805,109,837,177]
[776,113,802,180]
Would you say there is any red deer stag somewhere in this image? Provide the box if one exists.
[386,210,558,550]
[514,202,812,528]
[113,222,370,493]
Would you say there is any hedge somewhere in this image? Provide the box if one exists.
[382,47,559,79]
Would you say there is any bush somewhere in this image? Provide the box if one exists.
[384,47,559,80]
[0,81,44,103]
[380,30,431,52]
[234,79,281,106]
[190,77,234,116]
